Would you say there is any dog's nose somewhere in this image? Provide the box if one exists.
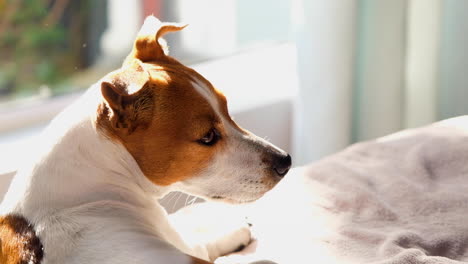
[273,154,292,177]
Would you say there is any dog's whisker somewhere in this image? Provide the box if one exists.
[164,192,180,209]
[161,192,176,204]
[184,194,192,207]
[189,196,198,206]
[168,192,179,211]
[172,192,184,212]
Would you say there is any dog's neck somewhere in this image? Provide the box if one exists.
[1,85,172,219]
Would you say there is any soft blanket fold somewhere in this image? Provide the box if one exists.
[242,116,468,263]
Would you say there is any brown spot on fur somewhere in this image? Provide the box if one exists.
[0,215,43,264]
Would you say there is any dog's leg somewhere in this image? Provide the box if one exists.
[169,202,252,261]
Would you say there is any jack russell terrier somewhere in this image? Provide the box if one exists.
[0,16,291,264]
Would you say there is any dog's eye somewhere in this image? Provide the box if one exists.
[198,129,220,146]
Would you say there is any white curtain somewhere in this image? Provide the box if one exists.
[293,0,356,165]
[293,0,468,165]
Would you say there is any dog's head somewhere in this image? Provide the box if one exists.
[95,16,291,203]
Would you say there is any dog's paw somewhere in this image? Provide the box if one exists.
[204,223,251,260]
[169,202,252,260]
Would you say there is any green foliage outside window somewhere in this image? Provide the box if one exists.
[0,0,91,99]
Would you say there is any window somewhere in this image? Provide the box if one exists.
[0,0,292,117]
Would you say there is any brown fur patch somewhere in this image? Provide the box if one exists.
[0,215,43,264]
[97,61,230,186]
[125,17,186,64]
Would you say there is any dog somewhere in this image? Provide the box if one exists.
[0,16,291,264]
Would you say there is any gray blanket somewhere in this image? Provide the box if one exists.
[235,116,468,264]
[170,116,468,263]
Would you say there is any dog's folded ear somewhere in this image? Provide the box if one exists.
[99,76,154,134]
[125,15,187,63]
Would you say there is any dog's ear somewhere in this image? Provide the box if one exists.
[100,75,154,134]
[125,16,187,63]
